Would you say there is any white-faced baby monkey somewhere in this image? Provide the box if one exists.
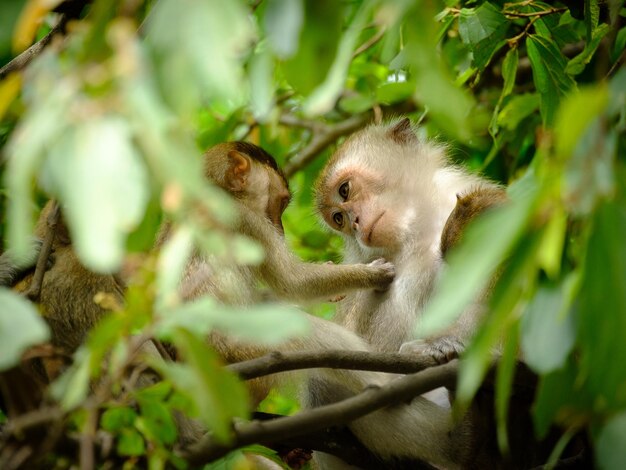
[312,118,506,467]
[315,118,502,356]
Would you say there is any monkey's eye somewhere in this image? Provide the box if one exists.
[332,212,344,227]
[338,181,350,200]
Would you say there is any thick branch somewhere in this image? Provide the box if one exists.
[228,349,438,379]
[180,360,459,465]
[0,16,68,81]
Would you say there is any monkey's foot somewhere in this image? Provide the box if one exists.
[399,337,464,365]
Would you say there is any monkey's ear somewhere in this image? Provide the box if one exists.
[226,150,251,191]
[387,118,416,144]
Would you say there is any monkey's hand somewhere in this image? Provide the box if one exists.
[399,336,464,365]
[367,258,395,291]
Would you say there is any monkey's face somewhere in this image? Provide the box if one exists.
[317,165,404,252]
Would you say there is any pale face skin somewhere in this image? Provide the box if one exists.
[318,165,405,254]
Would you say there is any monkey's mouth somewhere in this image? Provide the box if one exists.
[364,211,385,245]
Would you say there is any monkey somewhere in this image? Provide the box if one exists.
[440,185,508,259]
[156,142,397,403]
[8,203,126,373]
[314,118,502,357]
[311,118,506,468]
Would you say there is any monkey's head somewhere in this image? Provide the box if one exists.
[440,186,508,258]
[204,142,291,234]
[315,118,447,257]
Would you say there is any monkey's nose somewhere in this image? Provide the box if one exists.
[351,216,359,231]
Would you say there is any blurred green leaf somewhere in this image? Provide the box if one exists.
[145,0,253,113]
[497,93,540,131]
[578,189,626,409]
[490,47,518,136]
[136,400,178,445]
[101,407,138,432]
[43,116,149,272]
[0,287,50,371]
[418,180,537,337]
[263,0,304,59]
[521,281,577,374]
[118,428,146,456]
[596,412,626,470]
[303,0,375,115]
[160,329,249,443]
[281,0,342,95]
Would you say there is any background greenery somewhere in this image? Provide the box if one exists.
[0,0,625,468]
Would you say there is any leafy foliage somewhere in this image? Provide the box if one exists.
[0,0,625,468]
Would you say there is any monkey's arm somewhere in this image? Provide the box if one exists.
[236,205,395,301]
[0,238,45,286]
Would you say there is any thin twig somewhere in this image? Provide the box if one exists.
[27,201,60,301]
[504,7,567,18]
[353,28,386,57]
[0,15,68,81]
[3,407,64,436]
[180,360,459,465]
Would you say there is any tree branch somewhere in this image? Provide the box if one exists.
[0,16,68,81]
[282,114,370,177]
[180,360,458,465]
[228,349,439,380]
[27,201,59,301]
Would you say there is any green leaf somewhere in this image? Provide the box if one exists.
[533,357,589,438]
[281,0,343,95]
[490,47,519,136]
[117,428,146,457]
[526,35,577,125]
[249,46,274,122]
[495,319,519,454]
[41,116,149,272]
[0,288,50,371]
[303,0,375,115]
[578,190,626,409]
[566,23,610,75]
[596,412,626,470]
[418,182,537,337]
[101,407,138,432]
[584,0,600,41]
[339,93,376,114]
[156,226,194,311]
[458,3,507,47]
[497,93,540,131]
[555,83,609,158]
[50,349,92,410]
[263,0,304,59]
[376,81,415,105]
[145,0,253,113]
[405,3,479,141]
[458,3,508,70]
[521,281,577,374]
[158,299,309,346]
[136,400,178,445]
[156,330,249,443]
